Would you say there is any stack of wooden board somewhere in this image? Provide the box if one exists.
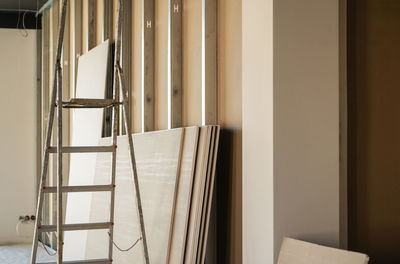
[81,125,219,263]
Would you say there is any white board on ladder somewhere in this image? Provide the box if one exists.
[64,40,110,261]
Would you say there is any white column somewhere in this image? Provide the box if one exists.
[242,0,274,263]
[243,0,342,262]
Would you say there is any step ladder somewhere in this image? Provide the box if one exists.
[30,0,150,263]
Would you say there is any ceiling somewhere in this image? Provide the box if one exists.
[0,0,48,11]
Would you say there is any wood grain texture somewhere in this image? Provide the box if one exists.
[87,0,97,51]
[168,127,200,263]
[86,129,184,263]
[278,238,369,264]
[196,126,216,264]
[143,0,155,132]
[184,126,212,263]
[122,0,132,134]
[203,0,217,125]
[170,0,183,128]
[200,126,220,263]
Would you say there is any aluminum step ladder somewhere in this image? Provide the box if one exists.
[30,1,150,263]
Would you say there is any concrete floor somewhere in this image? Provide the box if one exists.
[0,244,56,264]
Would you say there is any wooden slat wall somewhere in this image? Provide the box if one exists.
[203,0,217,125]
[39,1,245,262]
[122,0,132,133]
[170,0,183,128]
[87,0,97,50]
[41,0,218,133]
[143,0,155,132]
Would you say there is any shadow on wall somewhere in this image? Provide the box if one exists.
[215,129,242,263]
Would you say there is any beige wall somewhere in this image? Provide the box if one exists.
[218,0,242,262]
[0,29,37,244]
[274,0,340,258]
[243,0,342,262]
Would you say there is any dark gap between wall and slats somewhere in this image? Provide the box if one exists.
[0,11,41,29]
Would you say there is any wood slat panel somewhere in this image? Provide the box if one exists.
[122,0,132,134]
[183,0,202,126]
[143,0,155,131]
[87,0,97,51]
[202,0,217,125]
[102,0,113,41]
[170,0,183,128]
[73,0,82,97]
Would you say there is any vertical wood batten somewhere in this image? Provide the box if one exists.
[183,0,202,126]
[133,0,142,133]
[87,0,97,51]
[143,0,155,132]
[73,0,82,96]
[169,0,183,128]
[103,0,113,41]
[155,0,168,130]
[102,0,114,137]
[202,0,218,125]
[122,0,132,133]
[203,0,218,262]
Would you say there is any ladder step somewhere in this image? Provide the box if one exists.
[62,98,121,108]
[42,185,114,193]
[38,222,112,232]
[36,259,111,264]
[47,145,116,153]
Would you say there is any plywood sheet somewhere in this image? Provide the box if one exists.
[199,126,220,263]
[196,126,216,264]
[86,129,184,263]
[184,126,212,263]
[168,127,200,263]
[64,40,110,260]
[278,238,369,264]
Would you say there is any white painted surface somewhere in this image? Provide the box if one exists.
[64,40,110,260]
[242,1,341,263]
[0,29,37,244]
[242,1,274,263]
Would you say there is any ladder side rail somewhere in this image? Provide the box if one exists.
[117,65,150,264]
[108,0,123,261]
[56,62,64,263]
[31,1,69,263]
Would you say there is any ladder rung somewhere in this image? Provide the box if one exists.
[42,185,114,193]
[36,259,112,264]
[47,145,115,153]
[62,98,121,108]
[38,222,112,233]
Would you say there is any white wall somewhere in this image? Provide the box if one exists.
[242,0,274,263]
[243,1,341,262]
[0,29,37,244]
